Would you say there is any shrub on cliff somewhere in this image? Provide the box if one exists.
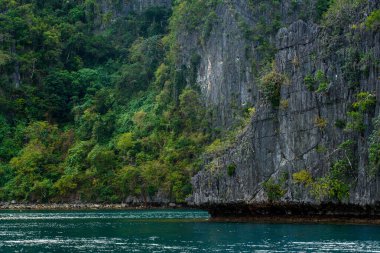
[346,92,376,133]
[293,170,313,186]
[365,9,380,31]
[369,116,380,177]
[260,65,288,107]
[227,163,236,177]
[263,178,286,202]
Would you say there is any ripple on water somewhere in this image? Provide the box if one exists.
[1,210,380,252]
[2,238,380,252]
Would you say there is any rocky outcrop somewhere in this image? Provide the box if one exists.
[189,0,380,215]
[176,0,321,128]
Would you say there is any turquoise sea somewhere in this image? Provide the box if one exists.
[0,209,380,252]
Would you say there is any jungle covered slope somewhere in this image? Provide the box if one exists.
[0,0,379,210]
[0,0,207,203]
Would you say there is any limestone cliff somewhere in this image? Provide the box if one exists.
[184,0,380,214]
[175,0,322,128]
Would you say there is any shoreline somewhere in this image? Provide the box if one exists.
[199,202,380,225]
[0,203,189,211]
[210,216,380,225]
[2,202,380,225]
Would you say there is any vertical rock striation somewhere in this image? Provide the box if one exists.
[188,0,380,215]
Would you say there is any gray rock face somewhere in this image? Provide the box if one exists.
[176,0,321,128]
[195,2,255,128]
[190,1,380,208]
[124,190,170,206]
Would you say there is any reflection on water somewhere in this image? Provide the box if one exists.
[0,210,380,252]
[0,209,207,220]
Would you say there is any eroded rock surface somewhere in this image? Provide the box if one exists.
[189,0,380,212]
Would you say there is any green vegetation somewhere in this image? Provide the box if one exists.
[260,64,288,107]
[0,0,214,203]
[303,70,329,93]
[293,163,351,202]
[304,74,316,91]
[169,0,220,33]
[263,178,286,202]
[205,139,226,154]
[292,140,355,202]
[323,0,366,29]
[227,163,236,177]
[279,99,289,110]
[314,116,328,129]
[319,0,378,90]
[365,9,380,30]
[292,169,313,186]
[321,0,367,85]
[346,92,376,133]
[369,116,380,176]
[169,0,220,44]
[334,119,347,129]
[311,176,350,202]
[311,144,354,202]
[316,0,333,20]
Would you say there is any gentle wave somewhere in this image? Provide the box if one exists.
[1,210,380,252]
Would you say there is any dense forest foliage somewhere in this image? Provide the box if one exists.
[0,0,213,203]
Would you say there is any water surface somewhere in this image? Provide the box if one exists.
[0,209,380,252]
